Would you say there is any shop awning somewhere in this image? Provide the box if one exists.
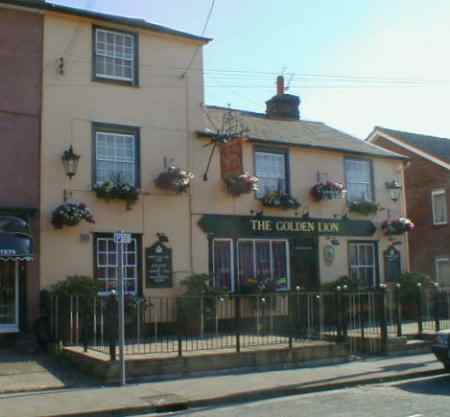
[0,216,33,261]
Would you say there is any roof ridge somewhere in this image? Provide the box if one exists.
[376,126,450,142]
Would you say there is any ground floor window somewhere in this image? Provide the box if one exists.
[0,262,18,331]
[349,242,377,288]
[435,257,450,287]
[94,234,138,295]
[212,239,234,291]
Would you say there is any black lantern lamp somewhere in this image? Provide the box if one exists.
[62,145,80,179]
[385,180,402,202]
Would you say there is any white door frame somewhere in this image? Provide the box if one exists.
[0,261,19,334]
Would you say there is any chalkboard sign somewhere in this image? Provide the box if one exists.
[146,242,172,288]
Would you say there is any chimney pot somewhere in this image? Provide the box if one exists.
[276,76,284,96]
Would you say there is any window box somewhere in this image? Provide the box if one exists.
[381,217,415,235]
[348,200,379,216]
[224,173,258,196]
[93,179,139,210]
[51,202,95,229]
[261,191,300,210]
[154,165,194,193]
[310,181,346,202]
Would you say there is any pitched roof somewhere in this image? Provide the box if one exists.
[0,0,211,43]
[202,106,407,160]
[373,127,450,165]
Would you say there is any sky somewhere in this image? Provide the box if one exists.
[53,0,450,139]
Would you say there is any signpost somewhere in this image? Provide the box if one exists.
[114,231,131,386]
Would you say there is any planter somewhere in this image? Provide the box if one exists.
[261,192,301,210]
[154,165,194,193]
[51,202,95,229]
[310,181,345,202]
[348,200,379,216]
[224,173,258,196]
[93,179,139,209]
[382,217,415,235]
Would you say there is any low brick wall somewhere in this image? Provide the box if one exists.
[64,342,349,383]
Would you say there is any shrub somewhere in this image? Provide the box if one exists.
[320,275,360,291]
[398,272,433,304]
[50,275,100,297]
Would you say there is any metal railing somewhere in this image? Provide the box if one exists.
[47,286,450,359]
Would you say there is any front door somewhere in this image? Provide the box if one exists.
[0,262,19,333]
[291,239,319,290]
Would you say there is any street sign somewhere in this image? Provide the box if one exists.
[114,231,132,245]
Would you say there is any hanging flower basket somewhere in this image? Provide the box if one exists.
[310,181,346,202]
[93,178,139,209]
[51,201,95,229]
[382,217,415,235]
[154,165,194,193]
[348,200,379,216]
[224,173,258,196]
[261,191,301,210]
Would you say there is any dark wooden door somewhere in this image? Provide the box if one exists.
[291,239,319,290]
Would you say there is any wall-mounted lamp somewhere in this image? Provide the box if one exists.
[385,180,402,202]
[62,146,80,179]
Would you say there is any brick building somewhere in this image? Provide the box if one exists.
[368,127,450,285]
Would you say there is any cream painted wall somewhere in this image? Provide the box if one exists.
[41,12,206,294]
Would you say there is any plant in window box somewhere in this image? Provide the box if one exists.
[381,217,415,235]
[310,181,346,202]
[154,165,194,193]
[51,201,95,229]
[261,191,301,210]
[348,200,379,216]
[224,173,258,196]
[93,175,139,209]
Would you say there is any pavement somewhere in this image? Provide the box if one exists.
[0,352,445,417]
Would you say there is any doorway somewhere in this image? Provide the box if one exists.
[0,262,19,333]
[291,239,319,290]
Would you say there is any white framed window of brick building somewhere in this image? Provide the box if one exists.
[93,26,138,85]
[435,256,450,287]
[432,189,448,225]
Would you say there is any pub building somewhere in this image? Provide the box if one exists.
[191,77,410,292]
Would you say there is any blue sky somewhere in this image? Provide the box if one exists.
[55,0,450,139]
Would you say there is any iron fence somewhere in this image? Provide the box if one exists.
[46,287,450,359]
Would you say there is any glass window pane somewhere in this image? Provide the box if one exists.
[255,152,287,197]
[345,159,372,202]
[433,192,448,224]
[437,259,450,287]
[238,241,254,287]
[272,241,288,290]
[213,240,232,290]
[255,240,271,286]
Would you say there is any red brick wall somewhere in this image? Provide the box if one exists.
[373,135,450,278]
[0,7,43,329]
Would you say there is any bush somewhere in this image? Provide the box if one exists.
[320,275,360,291]
[398,272,433,304]
[50,275,100,297]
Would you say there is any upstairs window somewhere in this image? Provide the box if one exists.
[432,189,448,225]
[94,27,137,84]
[255,149,288,198]
[93,123,140,187]
[345,158,373,202]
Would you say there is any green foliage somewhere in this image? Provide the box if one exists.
[50,275,100,298]
[349,200,379,215]
[180,273,227,297]
[398,272,433,304]
[320,275,360,291]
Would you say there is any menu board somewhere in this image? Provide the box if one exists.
[145,242,172,288]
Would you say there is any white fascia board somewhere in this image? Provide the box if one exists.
[368,130,450,170]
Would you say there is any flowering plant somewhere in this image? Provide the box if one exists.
[93,176,139,209]
[154,165,194,193]
[224,173,258,196]
[51,201,95,229]
[349,200,379,215]
[261,191,301,210]
[310,181,346,202]
[382,217,415,235]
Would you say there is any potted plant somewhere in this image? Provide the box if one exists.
[154,165,194,193]
[349,200,379,216]
[382,217,415,235]
[93,175,139,209]
[310,181,346,202]
[51,201,95,229]
[224,173,258,196]
[261,191,301,210]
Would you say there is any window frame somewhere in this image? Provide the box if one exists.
[92,122,141,188]
[344,157,375,203]
[92,25,139,86]
[253,146,290,199]
[432,189,448,225]
[348,241,379,288]
[212,238,235,292]
[435,256,450,287]
[237,238,290,292]
[93,232,143,296]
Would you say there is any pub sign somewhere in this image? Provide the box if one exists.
[145,242,172,288]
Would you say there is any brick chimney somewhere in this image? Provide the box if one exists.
[266,76,301,120]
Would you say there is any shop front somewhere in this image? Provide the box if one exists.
[0,216,33,334]
[198,214,378,291]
